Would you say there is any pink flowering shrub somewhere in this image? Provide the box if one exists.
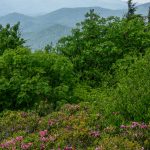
[21,143,32,150]
[39,130,48,137]
[120,122,150,148]
[16,136,23,142]
[0,103,149,149]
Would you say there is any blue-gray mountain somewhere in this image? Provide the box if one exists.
[0,3,149,50]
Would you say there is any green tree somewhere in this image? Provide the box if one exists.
[44,42,54,53]
[148,7,150,24]
[57,10,119,87]
[126,0,137,19]
[58,9,150,87]
[0,23,25,55]
[107,15,150,55]
[112,50,150,121]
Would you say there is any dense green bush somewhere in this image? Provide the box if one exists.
[112,50,150,122]
[0,47,74,111]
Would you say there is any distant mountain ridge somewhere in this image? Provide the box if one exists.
[23,24,71,50]
[0,3,149,50]
[37,7,125,27]
[136,2,150,15]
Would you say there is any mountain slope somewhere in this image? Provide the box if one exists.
[23,24,71,50]
[0,3,149,50]
[137,2,150,15]
[0,13,37,32]
[37,7,125,27]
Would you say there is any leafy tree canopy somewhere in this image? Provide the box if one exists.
[0,23,25,55]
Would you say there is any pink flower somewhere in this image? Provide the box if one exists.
[16,136,23,142]
[48,120,55,126]
[90,131,100,138]
[4,143,10,148]
[0,144,5,148]
[39,130,48,137]
[9,139,16,145]
[132,122,139,126]
[140,124,148,129]
[120,125,127,129]
[1,139,16,148]
[21,143,32,150]
[64,147,73,150]
[40,137,49,142]
[131,122,139,128]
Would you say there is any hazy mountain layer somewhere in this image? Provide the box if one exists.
[0,3,149,50]
[23,24,71,50]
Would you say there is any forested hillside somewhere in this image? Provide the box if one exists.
[0,0,150,149]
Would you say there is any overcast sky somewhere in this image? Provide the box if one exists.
[123,0,150,3]
[0,0,149,16]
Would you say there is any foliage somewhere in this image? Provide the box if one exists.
[99,136,142,150]
[0,47,74,111]
[148,7,150,24]
[57,11,118,87]
[57,9,150,87]
[126,0,136,19]
[111,50,150,122]
[0,23,25,55]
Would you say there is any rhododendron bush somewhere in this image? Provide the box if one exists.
[0,103,149,149]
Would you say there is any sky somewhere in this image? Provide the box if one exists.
[124,0,150,3]
[0,0,149,16]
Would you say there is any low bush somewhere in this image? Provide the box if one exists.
[0,103,149,149]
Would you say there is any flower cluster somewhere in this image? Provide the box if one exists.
[120,122,148,129]
[21,143,32,150]
[16,136,23,142]
[0,136,33,150]
[90,131,100,138]
[0,139,16,149]
[39,130,48,137]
